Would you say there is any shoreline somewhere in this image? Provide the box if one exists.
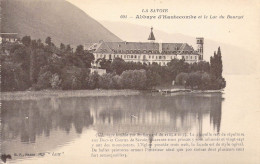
[0,89,140,101]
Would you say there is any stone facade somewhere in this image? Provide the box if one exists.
[88,28,204,66]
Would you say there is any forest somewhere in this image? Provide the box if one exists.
[1,36,226,91]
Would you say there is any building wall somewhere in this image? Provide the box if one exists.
[1,37,18,43]
[90,68,106,75]
[94,53,199,66]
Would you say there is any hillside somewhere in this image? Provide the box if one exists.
[101,21,256,75]
[1,0,121,46]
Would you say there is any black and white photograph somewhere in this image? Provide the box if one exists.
[0,0,259,163]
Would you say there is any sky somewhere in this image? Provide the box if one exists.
[66,0,260,53]
[66,0,260,74]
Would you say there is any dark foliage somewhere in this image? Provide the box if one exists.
[1,36,225,91]
[1,36,94,91]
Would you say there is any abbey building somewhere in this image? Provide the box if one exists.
[89,27,204,66]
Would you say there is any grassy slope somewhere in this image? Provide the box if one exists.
[1,0,121,46]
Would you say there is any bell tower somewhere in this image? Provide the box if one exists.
[148,27,155,43]
[196,37,204,60]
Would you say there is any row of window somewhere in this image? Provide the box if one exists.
[1,38,17,42]
[96,54,198,61]
[182,55,197,60]
[96,54,171,60]
[98,49,194,54]
[137,61,167,66]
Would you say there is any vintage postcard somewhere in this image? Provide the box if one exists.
[1,0,260,163]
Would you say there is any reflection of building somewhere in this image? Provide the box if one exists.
[88,93,223,135]
[89,27,203,66]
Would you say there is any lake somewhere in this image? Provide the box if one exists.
[1,75,260,164]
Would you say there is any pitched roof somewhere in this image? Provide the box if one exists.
[94,41,198,55]
[0,33,18,38]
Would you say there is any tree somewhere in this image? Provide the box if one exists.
[45,37,52,46]
[1,62,30,91]
[11,45,30,71]
[112,75,122,89]
[175,72,189,86]
[50,73,62,89]
[167,59,189,81]
[146,70,161,89]
[30,49,49,84]
[60,43,65,51]
[111,58,126,75]
[186,72,202,90]
[37,39,44,49]
[31,40,38,49]
[82,52,95,68]
[200,72,211,89]
[121,69,147,89]
[97,58,112,72]
[216,47,223,78]
[98,73,113,89]
[75,45,84,55]
[132,70,147,89]
[21,36,31,46]
[66,45,72,53]
[197,61,210,72]
[210,47,223,79]
[87,71,100,89]
[36,71,52,89]
[61,67,89,90]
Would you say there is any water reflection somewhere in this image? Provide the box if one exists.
[2,98,94,143]
[89,93,223,135]
[1,93,224,161]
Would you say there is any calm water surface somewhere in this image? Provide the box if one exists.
[1,75,260,164]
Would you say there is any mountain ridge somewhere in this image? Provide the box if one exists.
[1,0,121,46]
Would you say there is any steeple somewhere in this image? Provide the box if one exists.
[148,27,155,41]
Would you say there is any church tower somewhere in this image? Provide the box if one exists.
[196,37,204,60]
[0,0,3,43]
[148,27,155,42]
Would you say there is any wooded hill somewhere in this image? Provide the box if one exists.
[1,0,121,46]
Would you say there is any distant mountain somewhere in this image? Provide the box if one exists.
[101,21,256,75]
[1,0,121,46]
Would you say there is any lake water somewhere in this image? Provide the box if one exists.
[1,75,260,164]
